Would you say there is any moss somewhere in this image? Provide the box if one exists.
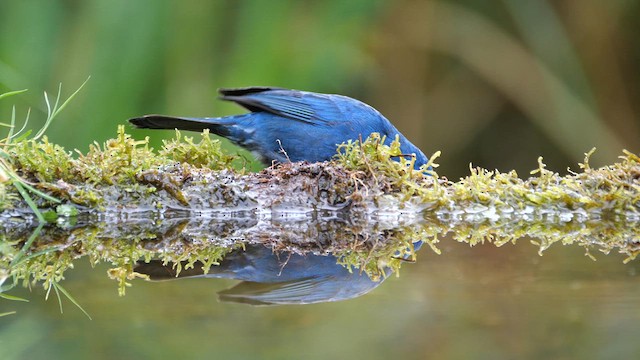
[0,181,18,212]
[160,129,237,170]
[2,126,238,209]
[76,127,165,185]
[9,136,75,183]
[1,126,639,301]
[0,217,426,296]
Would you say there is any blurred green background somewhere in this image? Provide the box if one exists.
[2,0,638,178]
[2,1,640,359]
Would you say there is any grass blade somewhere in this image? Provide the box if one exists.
[11,182,45,223]
[10,223,44,266]
[33,77,90,141]
[0,293,29,302]
[53,283,92,320]
[0,89,28,101]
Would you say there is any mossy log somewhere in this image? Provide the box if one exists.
[1,127,640,296]
[0,127,639,258]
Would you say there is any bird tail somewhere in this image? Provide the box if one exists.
[128,114,243,138]
[134,260,221,280]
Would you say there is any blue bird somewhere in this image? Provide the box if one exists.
[134,243,422,305]
[129,87,427,168]
[134,245,381,305]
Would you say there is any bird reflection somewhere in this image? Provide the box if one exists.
[134,244,387,306]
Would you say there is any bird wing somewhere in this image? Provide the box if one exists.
[217,276,343,305]
[219,87,342,124]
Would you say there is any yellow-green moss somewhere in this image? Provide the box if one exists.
[160,129,237,170]
[1,126,239,209]
[1,126,639,301]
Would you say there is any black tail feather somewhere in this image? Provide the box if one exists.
[129,115,214,132]
[218,86,281,97]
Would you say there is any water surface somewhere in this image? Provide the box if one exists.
[2,225,638,359]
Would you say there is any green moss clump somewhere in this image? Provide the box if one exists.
[2,126,238,209]
[9,136,75,183]
[334,133,443,204]
[160,129,237,170]
[333,228,426,281]
[7,125,238,187]
[0,173,19,211]
[76,127,166,185]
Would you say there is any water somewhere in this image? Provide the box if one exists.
[1,220,639,359]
